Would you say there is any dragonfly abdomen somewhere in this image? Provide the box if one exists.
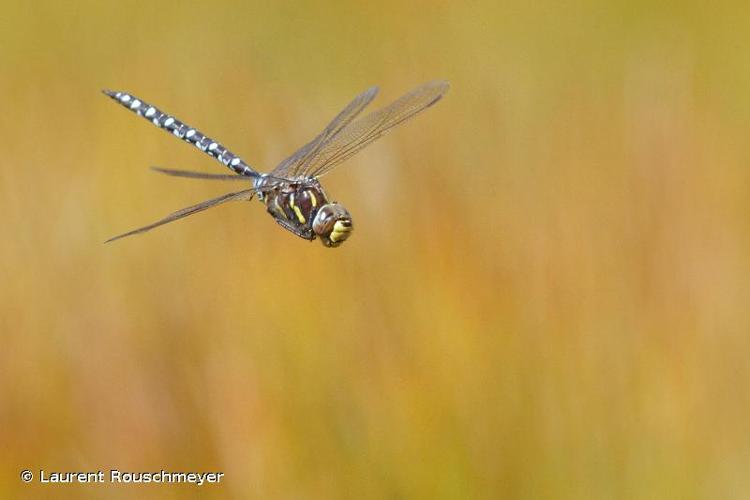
[103,90,259,178]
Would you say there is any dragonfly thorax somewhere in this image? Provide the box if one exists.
[262,181,353,247]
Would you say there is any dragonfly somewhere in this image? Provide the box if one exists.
[103,80,449,246]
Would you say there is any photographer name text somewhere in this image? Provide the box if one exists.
[21,469,224,486]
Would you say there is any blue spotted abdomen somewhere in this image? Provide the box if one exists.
[103,90,259,178]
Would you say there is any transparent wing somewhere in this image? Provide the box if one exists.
[151,166,291,191]
[105,189,255,243]
[270,86,379,179]
[294,80,449,179]
[151,166,251,181]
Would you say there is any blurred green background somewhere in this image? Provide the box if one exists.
[2,1,750,498]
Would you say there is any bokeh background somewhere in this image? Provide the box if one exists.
[2,1,750,498]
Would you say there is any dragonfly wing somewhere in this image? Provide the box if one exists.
[150,167,288,193]
[270,86,379,179]
[151,166,251,181]
[105,189,255,243]
[296,80,449,179]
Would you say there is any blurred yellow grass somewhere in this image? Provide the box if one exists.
[1,1,750,498]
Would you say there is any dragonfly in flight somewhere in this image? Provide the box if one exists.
[103,80,449,247]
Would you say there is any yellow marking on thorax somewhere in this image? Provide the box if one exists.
[309,191,317,207]
[289,193,306,224]
[273,196,287,220]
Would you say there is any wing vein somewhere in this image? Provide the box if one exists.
[289,80,449,179]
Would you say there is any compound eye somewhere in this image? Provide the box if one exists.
[321,206,337,221]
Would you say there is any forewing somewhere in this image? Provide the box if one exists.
[295,80,449,179]
[106,189,255,243]
[271,86,379,179]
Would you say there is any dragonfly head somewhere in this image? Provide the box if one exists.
[313,203,353,247]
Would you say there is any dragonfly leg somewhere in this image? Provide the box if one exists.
[274,218,315,241]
